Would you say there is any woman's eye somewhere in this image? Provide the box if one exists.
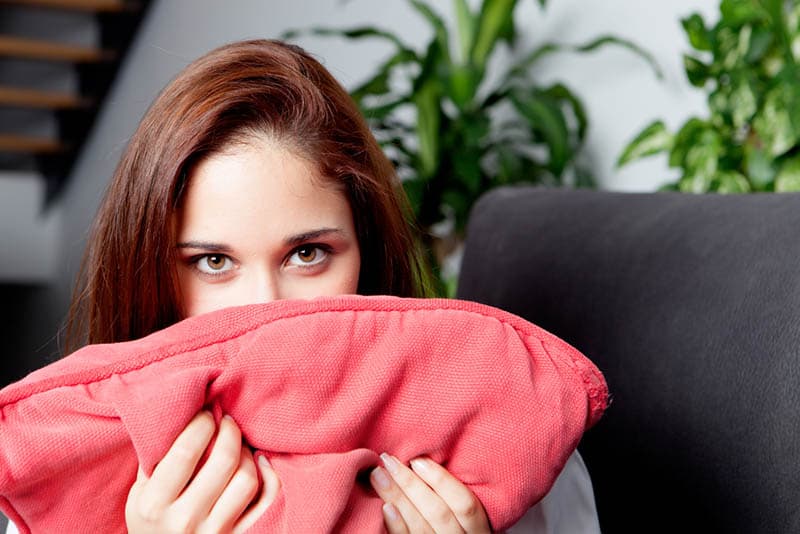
[194,254,234,274]
[287,246,328,267]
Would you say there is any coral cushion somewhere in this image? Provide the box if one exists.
[0,296,607,532]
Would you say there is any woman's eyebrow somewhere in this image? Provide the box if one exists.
[284,228,344,247]
[175,241,233,252]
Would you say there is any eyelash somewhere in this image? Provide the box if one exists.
[187,243,334,278]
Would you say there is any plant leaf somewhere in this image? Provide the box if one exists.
[402,177,427,217]
[746,27,774,63]
[505,35,663,84]
[775,156,800,191]
[471,0,518,70]
[410,0,452,65]
[682,13,712,51]
[729,76,758,128]
[745,145,776,190]
[574,36,664,79]
[453,0,477,65]
[543,83,588,141]
[617,121,673,167]
[668,118,707,168]
[351,49,419,101]
[284,27,415,55]
[720,0,768,26]
[714,170,751,193]
[447,63,480,110]
[753,84,799,156]
[510,88,571,176]
[679,172,713,193]
[761,0,794,64]
[684,55,710,87]
[413,77,441,178]
[361,97,410,121]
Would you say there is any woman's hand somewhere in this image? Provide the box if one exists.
[370,454,492,533]
[125,411,280,533]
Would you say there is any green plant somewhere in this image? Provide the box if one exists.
[288,0,657,292]
[619,0,800,193]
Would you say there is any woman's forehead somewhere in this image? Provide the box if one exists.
[177,138,354,243]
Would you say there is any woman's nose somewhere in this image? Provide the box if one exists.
[248,271,281,304]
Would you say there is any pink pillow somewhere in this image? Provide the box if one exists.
[0,296,607,532]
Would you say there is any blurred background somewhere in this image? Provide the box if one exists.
[0,0,718,385]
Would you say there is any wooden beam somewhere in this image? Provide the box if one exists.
[0,0,136,12]
[0,135,66,154]
[0,86,89,109]
[0,35,114,62]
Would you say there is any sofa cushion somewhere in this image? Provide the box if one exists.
[458,187,800,533]
[0,295,606,533]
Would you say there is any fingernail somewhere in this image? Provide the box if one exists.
[380,453,400,475]
[410,457,430,474]
[222,414,234,422]
[258,455,272,470]
[370,467,391,490]
[382,502,400,522]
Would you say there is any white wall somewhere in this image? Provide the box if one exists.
[20,0,719,357]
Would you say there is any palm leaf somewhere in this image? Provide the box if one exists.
[510,88,571,175]
[505,35,663,83]
[471,0,518,70]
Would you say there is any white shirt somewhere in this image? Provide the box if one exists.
[3,451,598,533]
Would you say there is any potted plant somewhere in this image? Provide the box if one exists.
[289,0,658,294]
[618,0,800,193]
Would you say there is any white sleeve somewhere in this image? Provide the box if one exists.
[5,521,18,534]
[507,450,600,533]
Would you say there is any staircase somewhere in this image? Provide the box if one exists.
[0,0,150,203]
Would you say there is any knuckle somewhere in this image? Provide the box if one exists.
[216,445,241,472]
[170,442,199,465]
[238,466,259,492]
[135,497,164,523]
[431,504,454,525]
[452,496,482,520]
[168,511,197,533]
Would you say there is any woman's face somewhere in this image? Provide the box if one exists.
[175,137,361,317]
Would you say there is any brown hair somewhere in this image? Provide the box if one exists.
[66,39,432,351]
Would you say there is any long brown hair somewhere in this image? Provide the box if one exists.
[66,39,432,352]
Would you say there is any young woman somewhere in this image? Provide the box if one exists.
[25,39,599,533]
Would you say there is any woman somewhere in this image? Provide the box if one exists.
[46,39,598,532]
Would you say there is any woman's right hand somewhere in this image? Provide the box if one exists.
[125,411,280,533]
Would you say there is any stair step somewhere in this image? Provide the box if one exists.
[0,85,89,109]
[0,0,136,12]
[0,35,114,62]
[0,134,66,154]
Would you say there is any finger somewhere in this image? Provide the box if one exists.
[175,414,242,516]
[381,454,464,533]
[410,457,491,533]
[233,455,281,534]
[382,502,410,534]
[370,464,431,533]
[124,468,149,524]
[201,446,260,533]
[141,411,215,509]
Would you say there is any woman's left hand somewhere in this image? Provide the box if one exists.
[370,454,492,533]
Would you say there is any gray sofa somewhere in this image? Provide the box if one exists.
[457,187,800,533]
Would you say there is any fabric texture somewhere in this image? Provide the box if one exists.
[0,295,607,533]
[458,187,800,533]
